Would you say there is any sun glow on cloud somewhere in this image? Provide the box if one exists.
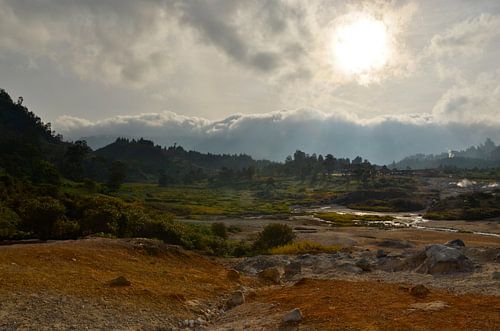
[330,13,392,84]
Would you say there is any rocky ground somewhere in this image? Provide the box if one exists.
[0,231,499,330]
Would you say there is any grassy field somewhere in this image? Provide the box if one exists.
[108,177,349,218]
[104,175,426,219]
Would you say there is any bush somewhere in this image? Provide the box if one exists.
[80,196,122,235]
[51,217,80,239]
[0,203,27,239]
[231,240,253,257]
[253,223,295,251]
[19,196,66,240]
[211,222,228,239]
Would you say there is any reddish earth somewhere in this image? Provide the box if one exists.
[0,238,499,330]
[254,278,500,330]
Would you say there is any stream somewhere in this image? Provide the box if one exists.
[299,205,500,238]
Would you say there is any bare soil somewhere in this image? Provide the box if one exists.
[0,233,499,330]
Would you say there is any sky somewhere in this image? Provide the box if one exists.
[1,0,500,163]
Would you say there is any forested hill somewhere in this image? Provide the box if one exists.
[0,89,69,182]
[93,138,262,182]
[392,138,500,170]
[0,89,263,183]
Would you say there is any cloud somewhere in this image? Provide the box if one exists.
[0,0,418,88]
[55,108,500,164]
[0,0,174,87]
[433,70,500,123]
[427,13,500,58]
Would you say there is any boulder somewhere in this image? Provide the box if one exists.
[492,271,500,280]
[376,249,387,258]
[227,291,245,308]
[258,267,282,284]
[284,262,302,279]
[108,276,131,287]
[226,269,240,282]
[234,255,288,275]
[412,245,474,275]
[445,239,465,248]
[338,263,363,274]
[410,284,430,298]
[282,308,303,323]
[355,258,372,272]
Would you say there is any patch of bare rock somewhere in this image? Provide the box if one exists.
[232,239,500,295]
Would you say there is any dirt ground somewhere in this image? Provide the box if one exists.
[0,238,244,330]
[212,278,500,330]
[0,237,499,330]
[184,216,500,249]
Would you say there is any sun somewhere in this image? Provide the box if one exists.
[331,15,390,80]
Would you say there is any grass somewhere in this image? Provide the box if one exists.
[269,241,341,255]
[314,212,395,226]
[109,179,347,218]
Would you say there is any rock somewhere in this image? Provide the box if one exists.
[445,239,465,248]
[234,255,288,275]
[412,245,474,275]
[284,262,302,279]
[282,308,303,323]
[258,267,282,284]
[227,269,240,282]
[376,249,387,258]
[107,276,131,287]
[492,271,500,280]
[410,284,430,298]
[227,291,245,308]
[355,258,372,272]
[338,263,363,274]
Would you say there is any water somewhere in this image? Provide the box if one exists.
[300,205,500,238]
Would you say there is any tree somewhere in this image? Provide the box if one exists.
[64,140,91,181]
[158,169,170,187]
[107,161,127,190]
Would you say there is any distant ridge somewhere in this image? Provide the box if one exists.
[391,138,500,170]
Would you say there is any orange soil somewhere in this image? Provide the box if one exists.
[1,239,499,330]
[0,238,240,316]
[253,278,500,330]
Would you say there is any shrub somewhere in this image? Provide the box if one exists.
[19,196,66,240]
[80,196,122,235]
[211,222,228,239]
[253,223,295,251]
[51,217,80,239]
[231,240,253,257]
[269,241,340,255]
[0,203,27,239]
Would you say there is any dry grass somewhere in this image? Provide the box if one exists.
[269,241,341,255]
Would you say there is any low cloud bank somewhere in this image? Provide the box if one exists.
[56,109,500,165]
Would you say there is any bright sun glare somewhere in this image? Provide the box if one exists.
[332,16,389,79]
